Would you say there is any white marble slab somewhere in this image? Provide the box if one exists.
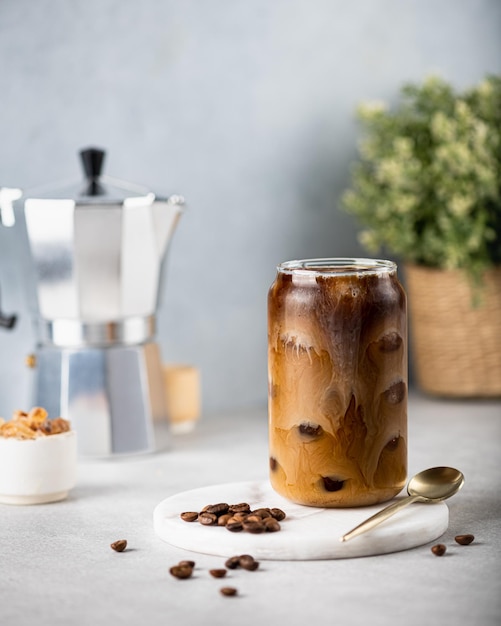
[153,480,448,560]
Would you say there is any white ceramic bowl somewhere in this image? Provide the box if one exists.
[0,430,77,505]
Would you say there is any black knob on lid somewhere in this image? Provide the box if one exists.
[79,147,106,196]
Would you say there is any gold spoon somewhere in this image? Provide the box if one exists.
[340,466,464,542]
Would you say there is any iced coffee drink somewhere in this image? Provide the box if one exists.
[268,259,407,507]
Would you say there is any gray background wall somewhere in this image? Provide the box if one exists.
[0,0,500,418]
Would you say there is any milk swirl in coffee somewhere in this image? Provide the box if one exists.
[268,259,407,507]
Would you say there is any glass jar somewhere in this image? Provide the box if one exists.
[268,258,407,507]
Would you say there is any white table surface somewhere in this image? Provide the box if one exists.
[2,392,500,626]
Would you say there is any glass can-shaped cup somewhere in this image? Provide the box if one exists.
[268,258,407,507]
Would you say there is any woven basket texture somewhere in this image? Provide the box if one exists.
[405,264,501,398]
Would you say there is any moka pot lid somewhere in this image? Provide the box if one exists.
[19,147,154,207]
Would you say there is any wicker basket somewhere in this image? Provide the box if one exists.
[404,264,501,398]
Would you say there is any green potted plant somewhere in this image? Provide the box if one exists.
[342,74,501,397]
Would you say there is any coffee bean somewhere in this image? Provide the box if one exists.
[229,502,251,514]
[226,519,244,532]
[178,560,195,568]
[378,332,403,353]
[264,518,281,532]
[205,503,230,516]
[209,569,227,578]
[239,554,259,571]
[242,521,265,534]
[170,564,193,579]
[180,511,199,522]
[199,512,218,526]
[218,514,232,526]
[252,506,271,517]
[246,514,264,523]
[298,422,323,437]
[383,380,406,405]
[225,556,241,569]
[322,476,345,492]
[431,544,446,556]
[220,587,237,596]
[110,539,127,552]
[270,508,286,521]
[384,436,401,452]
[232,512,248,521]
[269,457,278,471]
[455,534,475,545]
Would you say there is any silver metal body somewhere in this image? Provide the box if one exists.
[35,342,164,457]
[2,153,184,456]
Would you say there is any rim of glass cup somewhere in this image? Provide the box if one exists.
[277,258,397,276]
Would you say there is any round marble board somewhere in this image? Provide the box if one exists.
[153,480,448,560]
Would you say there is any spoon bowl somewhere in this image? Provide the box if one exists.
[340,466,464,542]
[408,466,465,502]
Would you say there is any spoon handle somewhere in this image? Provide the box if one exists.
[340,494,421,542]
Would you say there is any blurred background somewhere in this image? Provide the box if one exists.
[0,0,500,417]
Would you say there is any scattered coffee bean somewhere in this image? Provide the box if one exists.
[225,556,241,569]
[205,503,230,516]
[226,519,244,532]
[431,544,447,556]
[180,511,199,522]
[224,554,259,571]
[455,534,475,545]
[232,512,248,521]
[178,560,195,568]
[243,520,265,534]
[220,586,237,597]
[238,554,259,571]
[229,503,251,514]
[270,508,286,521]
[110,539,127,552]
[209,569,227,578]
[264,518,281,532]
[199,512,218,526]
[218,514,232,526]
[169,564,193,579]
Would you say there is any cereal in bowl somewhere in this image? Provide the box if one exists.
[0,407,71,439]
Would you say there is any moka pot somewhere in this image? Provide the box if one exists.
[1,148,184,456]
